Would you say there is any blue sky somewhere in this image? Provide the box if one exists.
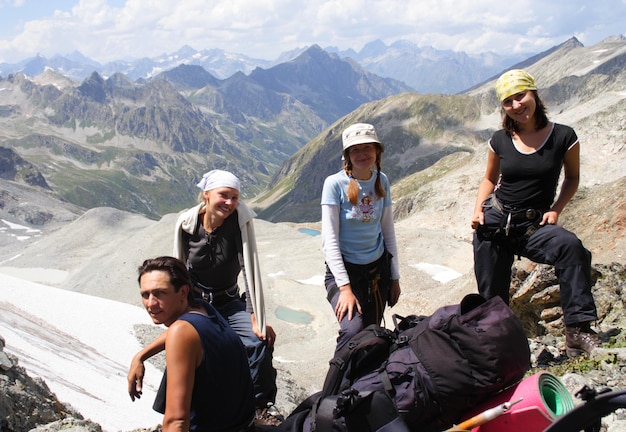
[0,0,624,63]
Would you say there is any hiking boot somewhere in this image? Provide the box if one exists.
[254,402,284,427]
[566,322,601,358]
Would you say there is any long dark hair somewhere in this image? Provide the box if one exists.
[137,256,197,305]
[343,144,386,205]
[502,90,549,134]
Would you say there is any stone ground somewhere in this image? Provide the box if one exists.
[2,209,626,431]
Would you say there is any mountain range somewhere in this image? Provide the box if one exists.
[0,35,625,232]
[253,35,626,221]
[0,44,414,218]
[0,39,525,94]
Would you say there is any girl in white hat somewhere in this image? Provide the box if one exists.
[321,123,401,354]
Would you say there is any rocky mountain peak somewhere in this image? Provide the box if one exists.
[105,72,136,89]
[32,69,77,90]
[157,63,220,90]
[604,34,626,42]
[561,36,584,49]
[248,44,414,123]
[0,146,50,189]
[77,71,107,103]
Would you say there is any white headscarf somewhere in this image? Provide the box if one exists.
[196,170,241,192]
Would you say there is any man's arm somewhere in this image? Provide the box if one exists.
[127,330,167,400]
[162,321,202,432]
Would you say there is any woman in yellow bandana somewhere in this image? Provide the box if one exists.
[470,69,601,358]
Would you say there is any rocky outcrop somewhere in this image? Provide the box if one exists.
[510,261,626,339]
[0,147,50,190]
[0,335,94,432]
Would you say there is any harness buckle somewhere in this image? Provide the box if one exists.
[201,291,214,303]
[505,213,512,236]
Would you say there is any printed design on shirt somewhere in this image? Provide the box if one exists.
[351,193,375,222]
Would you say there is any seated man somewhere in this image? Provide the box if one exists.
[131,256,255,432]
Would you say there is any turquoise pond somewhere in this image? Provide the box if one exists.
[297,228,320,236]
[274,306,313,324]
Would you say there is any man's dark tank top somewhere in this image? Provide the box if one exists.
[183,210,242,290]
[490,123,578,210]
[153,302,255,431]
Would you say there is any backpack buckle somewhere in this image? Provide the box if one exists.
[396,335,410,347]
[329,357,346,371]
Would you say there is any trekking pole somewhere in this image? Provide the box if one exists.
[444,398,524,431]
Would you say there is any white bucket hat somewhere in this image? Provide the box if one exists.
[342,123,384,152]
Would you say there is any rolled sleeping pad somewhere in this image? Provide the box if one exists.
[467,372,575,432]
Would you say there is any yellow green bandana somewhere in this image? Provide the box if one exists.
[495,69,537,102]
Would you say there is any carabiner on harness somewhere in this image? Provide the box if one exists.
[505,212,512,237]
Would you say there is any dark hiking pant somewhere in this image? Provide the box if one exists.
[324,253,391,355]
[473,207,597,326]
[218,298,278,407]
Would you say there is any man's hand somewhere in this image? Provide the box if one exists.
[127,354,145,401]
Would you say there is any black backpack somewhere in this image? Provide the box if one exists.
[277,294,531,432]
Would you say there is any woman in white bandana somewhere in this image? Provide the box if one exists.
[128,170,282,427]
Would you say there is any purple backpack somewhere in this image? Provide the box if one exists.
[298,294,531,432]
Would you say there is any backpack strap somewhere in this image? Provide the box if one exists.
[321,325,395,397]
[312,390,373,432]
[379,367,395,397]
[313,390,412,432]
[313,395,340,432]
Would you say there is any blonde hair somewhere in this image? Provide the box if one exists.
[343,144,386,205]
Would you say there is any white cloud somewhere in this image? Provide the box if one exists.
[0,0,26,7]
[0,0,624,63]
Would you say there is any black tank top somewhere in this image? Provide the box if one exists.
[183,211,242,290]
[490,123,578,209]
[153,302,255,431]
